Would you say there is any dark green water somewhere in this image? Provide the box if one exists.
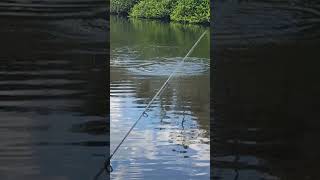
[0,2,107,179]
[110,16,210,180]
[213,0,320,179]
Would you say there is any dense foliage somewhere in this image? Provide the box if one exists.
[110,0,137,14]
[171,0,210,24]
[110,0,210,24]
[130,0,177,19]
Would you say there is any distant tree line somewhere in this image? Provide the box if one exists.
[110,0,210,24]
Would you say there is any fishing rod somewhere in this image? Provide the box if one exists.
[94,30,208,180]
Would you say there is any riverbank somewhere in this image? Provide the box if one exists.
[110,0,210,25]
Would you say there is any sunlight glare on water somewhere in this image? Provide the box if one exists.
[110,16,210,180]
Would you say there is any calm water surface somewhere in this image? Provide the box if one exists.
[213,0,320,179]
[0,2,107,180]
[110,16,210,180]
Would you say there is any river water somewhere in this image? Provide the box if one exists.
[2,0,320,180]
[0,2,108,180]
[213,0,320,179]
[110,16,210,180]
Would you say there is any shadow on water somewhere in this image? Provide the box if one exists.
[213,0,320,179]
[0,2,108,180]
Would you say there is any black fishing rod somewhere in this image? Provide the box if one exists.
[94,30,208,180]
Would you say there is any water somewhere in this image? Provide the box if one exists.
[0,2,107,180]
[110,16,210,180]
[213,0,320,179]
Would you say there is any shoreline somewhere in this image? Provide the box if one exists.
[110,13,210,27]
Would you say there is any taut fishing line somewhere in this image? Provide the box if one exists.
[94,30,208,180]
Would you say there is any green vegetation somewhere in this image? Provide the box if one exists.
[110,0,137,14]
[171,0,210,24]
[130,0,177,20]
[110,0,210,24]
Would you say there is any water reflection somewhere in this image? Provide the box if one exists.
[213,0,320,179]
[0,4,107,180]
[110,16,210,179]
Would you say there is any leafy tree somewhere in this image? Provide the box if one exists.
[130,0,177,19]
[110,0,210,24]
[171,0,210,24]
[111,0,137,14]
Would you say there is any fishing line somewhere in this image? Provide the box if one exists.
[94,30,207,180]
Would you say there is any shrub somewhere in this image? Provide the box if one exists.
[111,0,210,24]
[130,0,177,19]
[170,0,210,24]
[111,0,137,14]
